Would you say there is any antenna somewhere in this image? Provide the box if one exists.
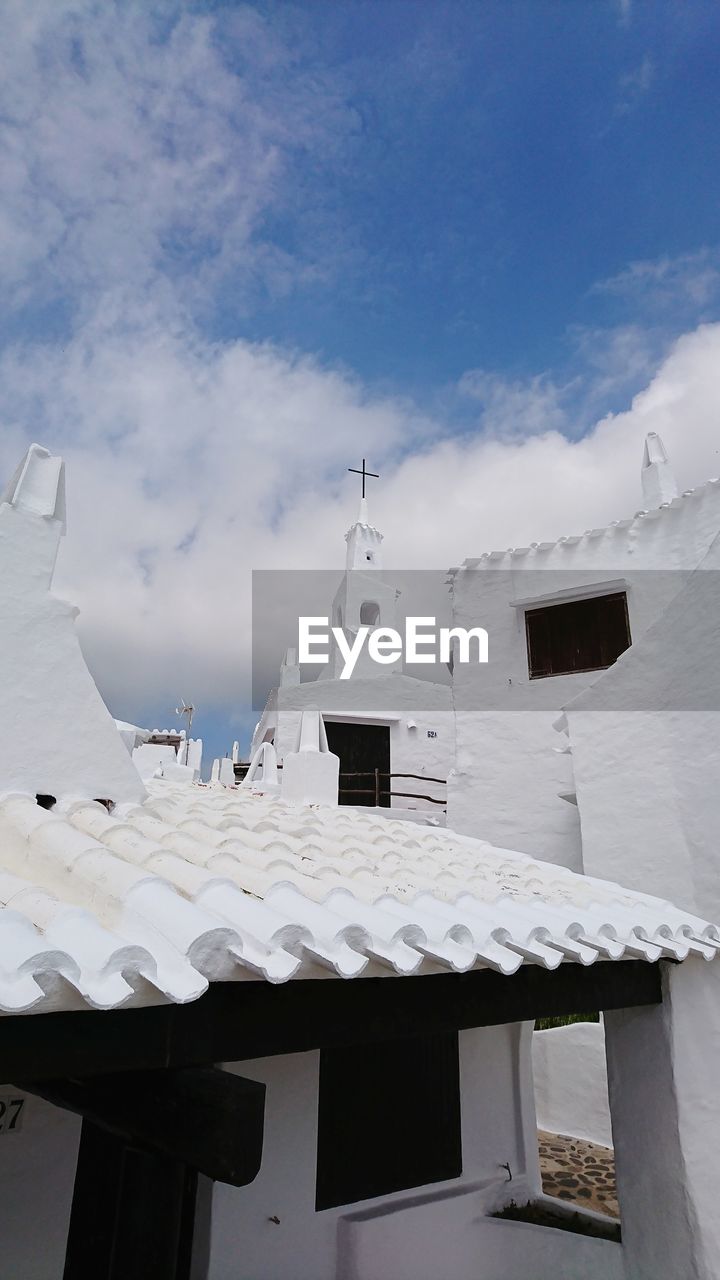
[175,698,195,735]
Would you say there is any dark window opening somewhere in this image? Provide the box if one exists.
[315,1033,462,1210]
[36,794,56,810]
[359,600,380,625]
[525,592,631,679]
[535,1011,599,1031]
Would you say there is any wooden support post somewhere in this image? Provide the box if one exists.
[57,1069,265,1279]
[64,1121,198,1280]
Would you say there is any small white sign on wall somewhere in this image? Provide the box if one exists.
[0,1096,25,1134]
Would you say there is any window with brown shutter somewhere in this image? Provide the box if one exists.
[525,591,631,679]
[315,1032,462,1209]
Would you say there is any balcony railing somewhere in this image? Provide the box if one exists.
[338,770,446,807]
[233,762,446,808]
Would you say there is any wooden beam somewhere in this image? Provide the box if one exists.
[1,960,662,1080]
[63,1121,199,1280]
[21,1067,265,1187]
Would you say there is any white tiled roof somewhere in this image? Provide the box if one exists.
[0,783,717,1015]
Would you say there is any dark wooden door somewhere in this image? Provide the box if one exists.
[324,721,390,807]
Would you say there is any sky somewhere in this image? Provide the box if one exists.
[2,0,720,764]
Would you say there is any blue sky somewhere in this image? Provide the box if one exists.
[221,0,720,396]
[2,0,720,767]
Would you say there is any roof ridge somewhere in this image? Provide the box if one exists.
[454,476,720,569]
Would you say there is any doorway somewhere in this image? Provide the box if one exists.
[324,721,391,807]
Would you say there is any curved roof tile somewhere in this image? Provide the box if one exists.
[0,782,716,1014]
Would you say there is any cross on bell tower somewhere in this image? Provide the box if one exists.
[345,458,383,571]
[348,458,379,500]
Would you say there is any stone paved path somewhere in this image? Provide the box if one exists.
[538,1129,619,1219]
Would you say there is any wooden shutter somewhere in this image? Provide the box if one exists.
[526,592,631,679]
[315,1032,462,1210]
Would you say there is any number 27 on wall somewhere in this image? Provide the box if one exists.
[0,1097,25,1134]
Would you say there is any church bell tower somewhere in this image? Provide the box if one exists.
[320,459,400,679]
[345,495,384,570]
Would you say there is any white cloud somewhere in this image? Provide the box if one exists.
[0,0,354,315]
[2,4,720,742]
[620,54,654,94]
[567,324,663,420]
[456,370,568,438]
[596,248,720,312]
[0,312,421,711]
[615,54,654,115]
[2,316,720,723]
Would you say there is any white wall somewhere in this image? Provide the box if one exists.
[451,708,581,868]
[132,742,180,779]
[564,539,720,920]
[208,1023,541,1280]
[605,956,720,1280]
[340,1194,625,1280]
[448,486,720,866]
[0,1088,80,1279]
[0,453,146,805]
[532,1022,612,1148]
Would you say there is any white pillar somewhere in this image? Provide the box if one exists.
[241,741,280,795]
[604,956,720,1280]
[641,431,678,508]
[186,737,203,777]
[219,758,235,786]
[281,708,339,807]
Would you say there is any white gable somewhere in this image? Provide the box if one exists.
[0,444,145,805]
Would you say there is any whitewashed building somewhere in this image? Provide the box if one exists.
[3,443,720,1280]
[447,432,720,868]
[558,533,720,919]
[130,728,204,784]
[252,491,454,817]
[446,432,720,1168]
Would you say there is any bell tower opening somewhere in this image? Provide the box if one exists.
[359,601,380,626]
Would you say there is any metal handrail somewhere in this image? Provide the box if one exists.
[338,788,445,806]
[235,763,447,807]
[338,768,446,807]
[338,771,446,785]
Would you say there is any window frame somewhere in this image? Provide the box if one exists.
[524,589,632,681]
